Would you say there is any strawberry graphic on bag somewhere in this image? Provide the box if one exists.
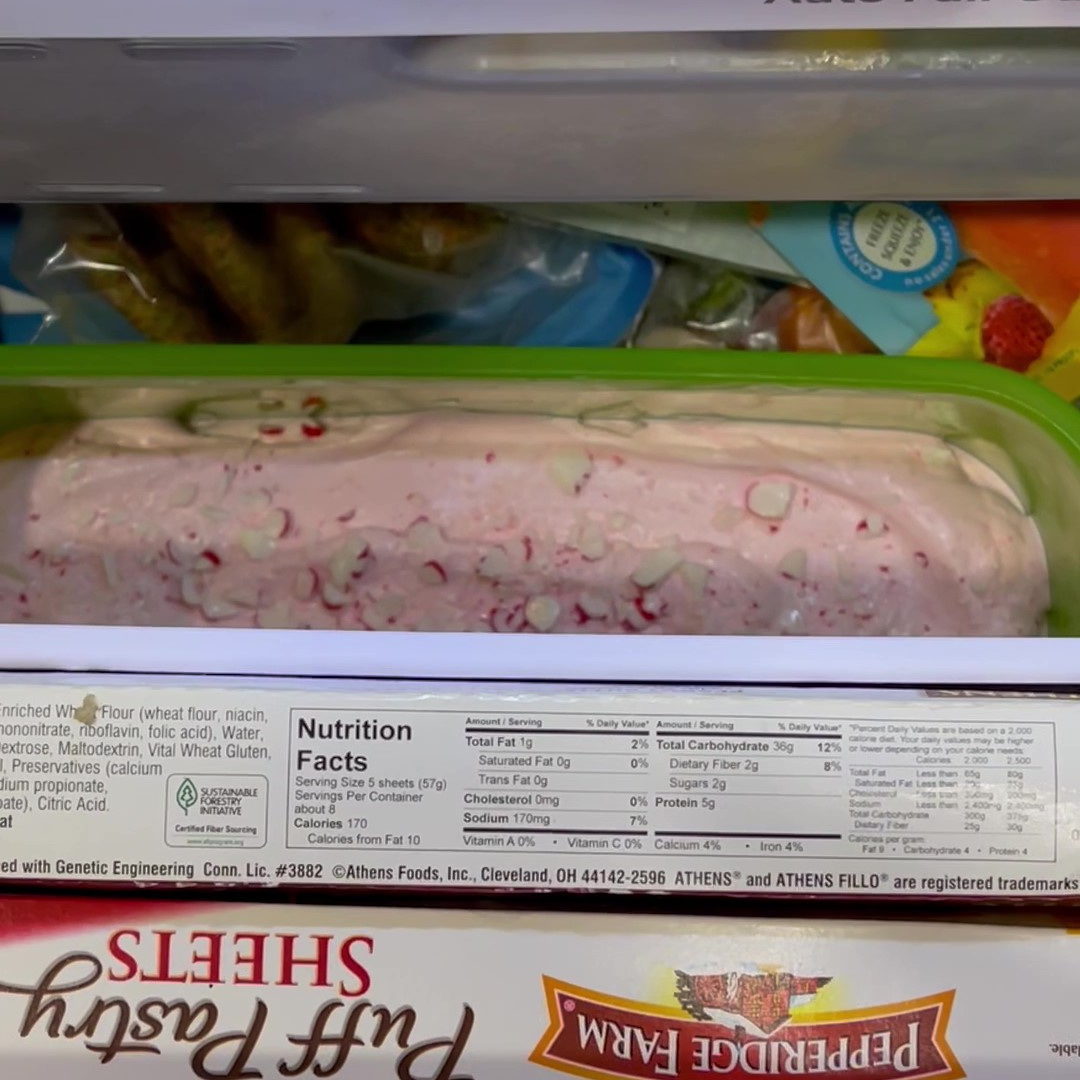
[980,295,1054,373]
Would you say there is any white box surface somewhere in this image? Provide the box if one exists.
[1,898,1079,1078]
[2,674,1078,899]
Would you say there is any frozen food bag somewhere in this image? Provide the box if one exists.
[341,203,501,271]
[501,202,799,280]
[752,284,879,356]
[346,219,658,348]
[632,262,779,350]
[0,209,50,345]
[14,203,653,349]
[752,201,1080,405]
[15,204,234,343]
[13,204,370,345]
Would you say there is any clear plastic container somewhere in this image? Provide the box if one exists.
[1,345,1078,639]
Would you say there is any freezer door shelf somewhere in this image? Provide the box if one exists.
[4,624,1078,687]
[4,33,1080,202]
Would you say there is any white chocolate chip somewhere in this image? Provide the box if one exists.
[328,534,371,587]
[292,568,318,601]
[525,595,561,632]
[547,449,593,495]
[638,592,665,619]
[165,537,199,568]
[168,482,199,508]
[631,548,682,589]
[405,520,442,553]
[241,489,273,512]
[418,561,449,586]
[239,529,276,560]
[608,513,632,531]
[363,594,405,630]
[201,597,240,622]
[578,592,612,620]
[777,548,808,581]
[225,585,261,609]
[478,545,512,580]
[573,521,607,561]
[320,581,350,609]
[180,572,202,608]
[679,562,709,595]
[617,598,651,631]
[746,481,794,520]
[861,513,886,538]
[363,608,392,630]
[200,506,230,523]
[101,553,120,589]
[263,508,291,538]
[374,593,405,620]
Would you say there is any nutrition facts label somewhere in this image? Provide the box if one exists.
[285,707,1056,866]
[0,680,1074,897]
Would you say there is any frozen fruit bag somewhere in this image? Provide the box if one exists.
[13,203,372,344]
[751,201,1080,405]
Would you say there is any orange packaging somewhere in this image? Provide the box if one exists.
[754,201,1080,405]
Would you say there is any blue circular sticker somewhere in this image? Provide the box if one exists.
[829,202,959,294]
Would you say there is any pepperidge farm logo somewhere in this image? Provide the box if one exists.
[530,968,963,1080]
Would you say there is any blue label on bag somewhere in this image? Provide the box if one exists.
[829,202,958,294]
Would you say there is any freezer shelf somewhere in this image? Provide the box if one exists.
[5,624,1080,686]
[5,0,1080,38]
[5,31,1080,202]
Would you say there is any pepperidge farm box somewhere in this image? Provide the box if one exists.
[2,897,1080,1078]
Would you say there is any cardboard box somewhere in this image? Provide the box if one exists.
[0,895,1076,1078]
[2,674,1079,900]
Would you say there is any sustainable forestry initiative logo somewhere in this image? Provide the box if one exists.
[176,778,198,816]
[165,773,269,849]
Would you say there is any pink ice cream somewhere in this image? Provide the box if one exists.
[0,405,1049,636]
